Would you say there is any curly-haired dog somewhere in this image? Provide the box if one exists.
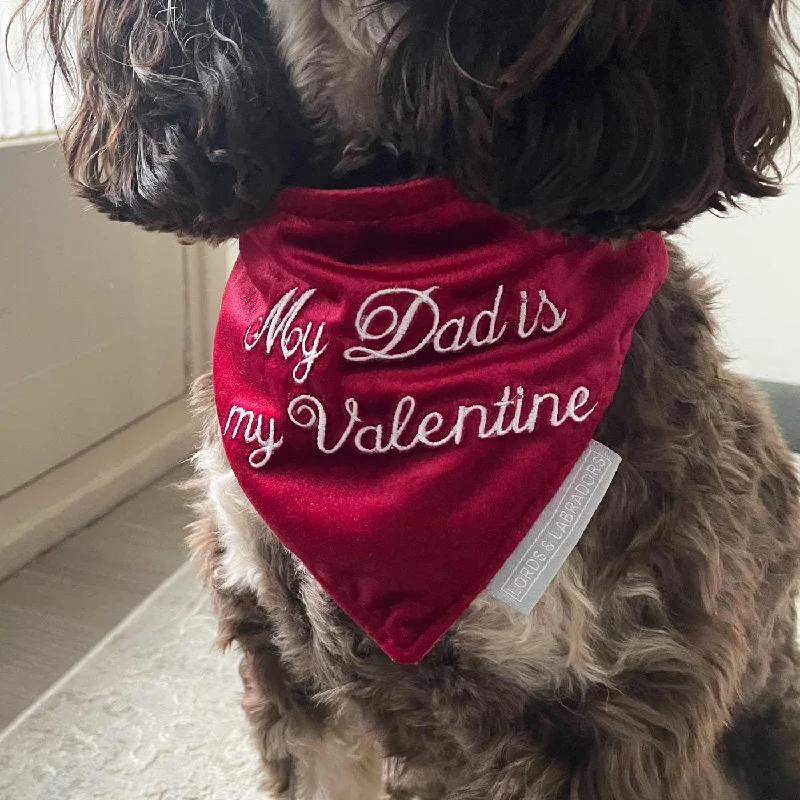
[18,0,800,797]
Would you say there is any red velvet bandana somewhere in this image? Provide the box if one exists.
[213,178,669,663]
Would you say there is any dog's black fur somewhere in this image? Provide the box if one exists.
[15,0,798,239]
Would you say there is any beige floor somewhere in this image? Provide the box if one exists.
[0,463,193,729]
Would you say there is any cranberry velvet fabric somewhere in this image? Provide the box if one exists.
[213,177,669,663]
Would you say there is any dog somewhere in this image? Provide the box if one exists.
[18,0,800,797]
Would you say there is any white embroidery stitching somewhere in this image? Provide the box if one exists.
[275,385,597,459]
[344,285,509,362]
[243,287,328,383]
[344,287,440,362]
[518,289,567,338]
[227,280,596,469]
[224,406,284,468]
[287,396,361,454]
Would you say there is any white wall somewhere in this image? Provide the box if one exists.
[0,142,187,496]
[0,137,229,576]
[0,0,69,140]
[680,185,800,386]
[0,3,229,576]
[680,9,800,387]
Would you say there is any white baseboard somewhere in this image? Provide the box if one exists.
[0,397,197,582]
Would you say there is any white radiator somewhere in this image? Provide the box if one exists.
[0,0,69,140]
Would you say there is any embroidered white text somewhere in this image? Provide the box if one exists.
[224,405,284,468]
[243,287,328,383]
[285,385,597,456]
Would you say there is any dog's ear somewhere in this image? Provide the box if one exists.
[16,0,311,240]
[381,0,797,234]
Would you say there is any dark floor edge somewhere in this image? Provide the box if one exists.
[757,381,800,453]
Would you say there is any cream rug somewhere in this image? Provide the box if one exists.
[0,565,265,800]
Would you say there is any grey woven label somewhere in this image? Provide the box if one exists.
[487,440,620,614]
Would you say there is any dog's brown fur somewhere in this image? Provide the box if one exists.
[186,248,800,800]
[15,0,800,797]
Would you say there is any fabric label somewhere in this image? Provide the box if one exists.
[487,440,620,614]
